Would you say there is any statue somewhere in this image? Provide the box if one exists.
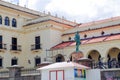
[74,31,81,52]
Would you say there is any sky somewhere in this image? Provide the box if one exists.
[4,0,120,23]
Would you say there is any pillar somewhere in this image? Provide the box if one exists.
[7,65,23,80]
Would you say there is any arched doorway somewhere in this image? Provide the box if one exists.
[55,54,65,62]
[108,47,120,60]
[88,50,101,62]
[107,47,120,68]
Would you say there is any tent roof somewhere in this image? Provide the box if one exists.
[37,62,89,70]
[77,57,93,61]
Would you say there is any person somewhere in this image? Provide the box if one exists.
[111,58,117,68]
[107,55,111,68]
[77,69,82,77]
[75,69,82,77]
[74,31,81,52]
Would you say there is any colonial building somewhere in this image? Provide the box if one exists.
[0,0,120,70]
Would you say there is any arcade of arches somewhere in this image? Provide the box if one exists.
[87,47,120,63]
[54,47,120,64]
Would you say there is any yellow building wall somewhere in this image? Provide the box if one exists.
[1,0,120,70]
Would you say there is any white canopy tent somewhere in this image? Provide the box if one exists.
[37,62,89,80]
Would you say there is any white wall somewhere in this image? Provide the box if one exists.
[41,67,74,80]
[41,70,49,80]
[65,68,74,80]
[86,69,101,80]
[50,29,62,49]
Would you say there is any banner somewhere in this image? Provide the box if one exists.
[74,69,86,80]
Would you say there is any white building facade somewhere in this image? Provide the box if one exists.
[0,0,120,70]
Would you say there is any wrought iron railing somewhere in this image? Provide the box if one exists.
[10,45,21,51]
[31,44,42,50]
[0,43,7,50]
[0,71,9,78]
[0,68,40,78]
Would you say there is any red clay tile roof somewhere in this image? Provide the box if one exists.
[85,36,106,44]
[50,41,74,50]
[105,34,120,41]
[50,34,120,50]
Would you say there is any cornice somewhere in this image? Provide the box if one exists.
[0,26,24,34]
[0,1,44,17]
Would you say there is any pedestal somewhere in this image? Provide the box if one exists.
[71,51,83,62]
[7,65,23,80]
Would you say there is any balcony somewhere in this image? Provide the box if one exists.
[10,45,21,53]
[31,44,42,52]
[0,43,7,52]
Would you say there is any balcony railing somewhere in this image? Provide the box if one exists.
[0,43,7,50]
[10,45,21,51]
[92,61,120,69]
[31,44,41,51]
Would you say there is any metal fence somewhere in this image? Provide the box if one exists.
[8,75,41,80]
[93,61,120,69]
[21,68,41,76]
[0,71,9,78]
[0,68,41,80]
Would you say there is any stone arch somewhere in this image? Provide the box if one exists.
[107,47,120,61]
[87,50,101,62]
[55,54,65,62]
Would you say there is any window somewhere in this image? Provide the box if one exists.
[11,37,17,50]
[101,31,105,35]
[35,36,41,49]
[5,17,10,26]
[11,58,18,65]
[31,36,41,50]
[35,57,41,66]
[0,36,2,49]
[0,16,2,24]
[68,37,71,41]
[0,58,3,67]
[12,18,17,27]
[84,34,87,38]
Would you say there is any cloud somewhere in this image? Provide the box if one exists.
[45,0,120,23]
[22,0,50,12]
[3,0,120,23]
